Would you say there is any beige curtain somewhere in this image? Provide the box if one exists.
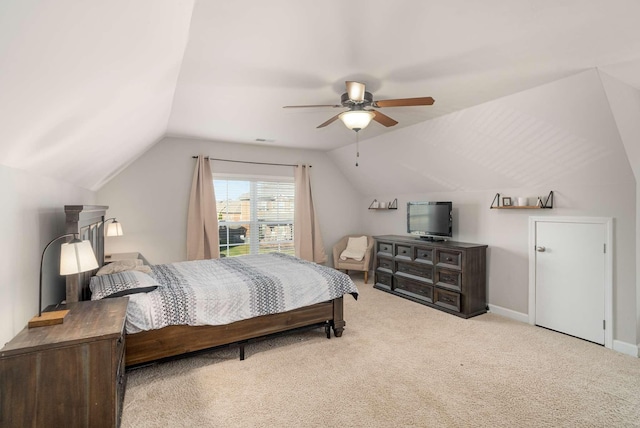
[186,155,220,260]
[294,164,327,263]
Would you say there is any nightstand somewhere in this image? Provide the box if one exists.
[0,298,128,428]
[105,252,149,265]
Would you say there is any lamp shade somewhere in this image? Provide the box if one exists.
[339,110,375,130]
[60,239,99,275]
[106,221,123,237]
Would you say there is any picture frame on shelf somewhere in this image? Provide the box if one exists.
[502,197,512,206]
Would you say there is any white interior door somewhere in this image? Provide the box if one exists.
[534,220,606,345]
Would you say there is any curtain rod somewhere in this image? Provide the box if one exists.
[191,156,310,167]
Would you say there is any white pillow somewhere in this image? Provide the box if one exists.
[340,236,368,261]
[96,259,151,276]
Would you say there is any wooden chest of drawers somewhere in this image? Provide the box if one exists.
[374,235,487,318]
[0,298,128,428]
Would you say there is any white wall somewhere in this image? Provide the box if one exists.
[97,137,362,265]
[600,71,640,349]
[328,70,637,346]
[0,164,95,345]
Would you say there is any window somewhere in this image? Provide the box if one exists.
[214,176,295,257]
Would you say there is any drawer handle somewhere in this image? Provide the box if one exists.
[446,257,452,262]
[442,296,453,303]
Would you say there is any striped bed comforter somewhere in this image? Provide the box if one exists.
[125,252,358,334]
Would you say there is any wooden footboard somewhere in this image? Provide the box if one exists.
[125,297,344,367]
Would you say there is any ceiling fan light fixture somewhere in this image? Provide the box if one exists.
[346,81,366,103]
[339,110,375,131]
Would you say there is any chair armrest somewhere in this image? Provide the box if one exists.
[333,239,348,267]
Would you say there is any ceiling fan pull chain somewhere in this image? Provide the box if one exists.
[355,130,360,167]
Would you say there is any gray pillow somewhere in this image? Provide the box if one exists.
[90,270,159,300]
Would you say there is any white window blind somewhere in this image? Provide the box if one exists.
[214,177,295,257]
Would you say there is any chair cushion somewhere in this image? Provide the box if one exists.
[340,236,368,261]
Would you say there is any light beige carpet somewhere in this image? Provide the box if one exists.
[122,277,640,427]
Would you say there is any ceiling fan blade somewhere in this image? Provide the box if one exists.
[373,97,435,108]
[372,110,398,127]
[283,104,341,108]
[317,113,341,128]
[345,81,366,102]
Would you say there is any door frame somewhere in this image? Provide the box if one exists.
[528,216,613,349]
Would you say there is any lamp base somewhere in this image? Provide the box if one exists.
[28,310,70,328]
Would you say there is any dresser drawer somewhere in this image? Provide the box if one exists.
[436,250,462,269]
[414,247,434,264]
[116,331,125,362]
[396,261,433,282]
[394,245,412,260]
[435,288,461,312]
[436,268,462,291]
[395,277,433,302]
[375,271,393,289]
[116,338,126,425]
[376,257,394,272]
[377,241,393,256]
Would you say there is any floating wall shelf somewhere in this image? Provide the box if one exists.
[490,191,554,209]
[369,198,398,210]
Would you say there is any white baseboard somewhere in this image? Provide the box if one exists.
[489,306,638,358]
[487,304,529,324]
[613,340,639,358]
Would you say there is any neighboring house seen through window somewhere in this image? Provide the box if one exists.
[214,176,295,257]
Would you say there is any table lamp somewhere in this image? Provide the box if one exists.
[102,217,124,237]
[28,233,99,328]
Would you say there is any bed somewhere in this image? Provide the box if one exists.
[64,205,358,367]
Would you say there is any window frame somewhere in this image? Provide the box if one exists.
[214,174,295,257]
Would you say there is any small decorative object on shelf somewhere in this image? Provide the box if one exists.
[368,198,398,210]
[490,191,554,209]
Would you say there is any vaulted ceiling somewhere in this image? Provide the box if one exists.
[2,0,640,190]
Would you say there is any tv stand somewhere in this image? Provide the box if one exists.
[418,236,446,242]
[373,235,487,318]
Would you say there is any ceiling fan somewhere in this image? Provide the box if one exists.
[283,81,435,131]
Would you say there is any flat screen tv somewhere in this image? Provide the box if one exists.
[407,201,452,240]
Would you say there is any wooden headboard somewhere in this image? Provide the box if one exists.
[64,205,109,302]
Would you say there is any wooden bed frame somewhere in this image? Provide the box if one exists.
[64,205,346,367]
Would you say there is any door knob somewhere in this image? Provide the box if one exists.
[536,246,546,252]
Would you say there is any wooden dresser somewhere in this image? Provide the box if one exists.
[0,298,128,428]
[373,235,487,318]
